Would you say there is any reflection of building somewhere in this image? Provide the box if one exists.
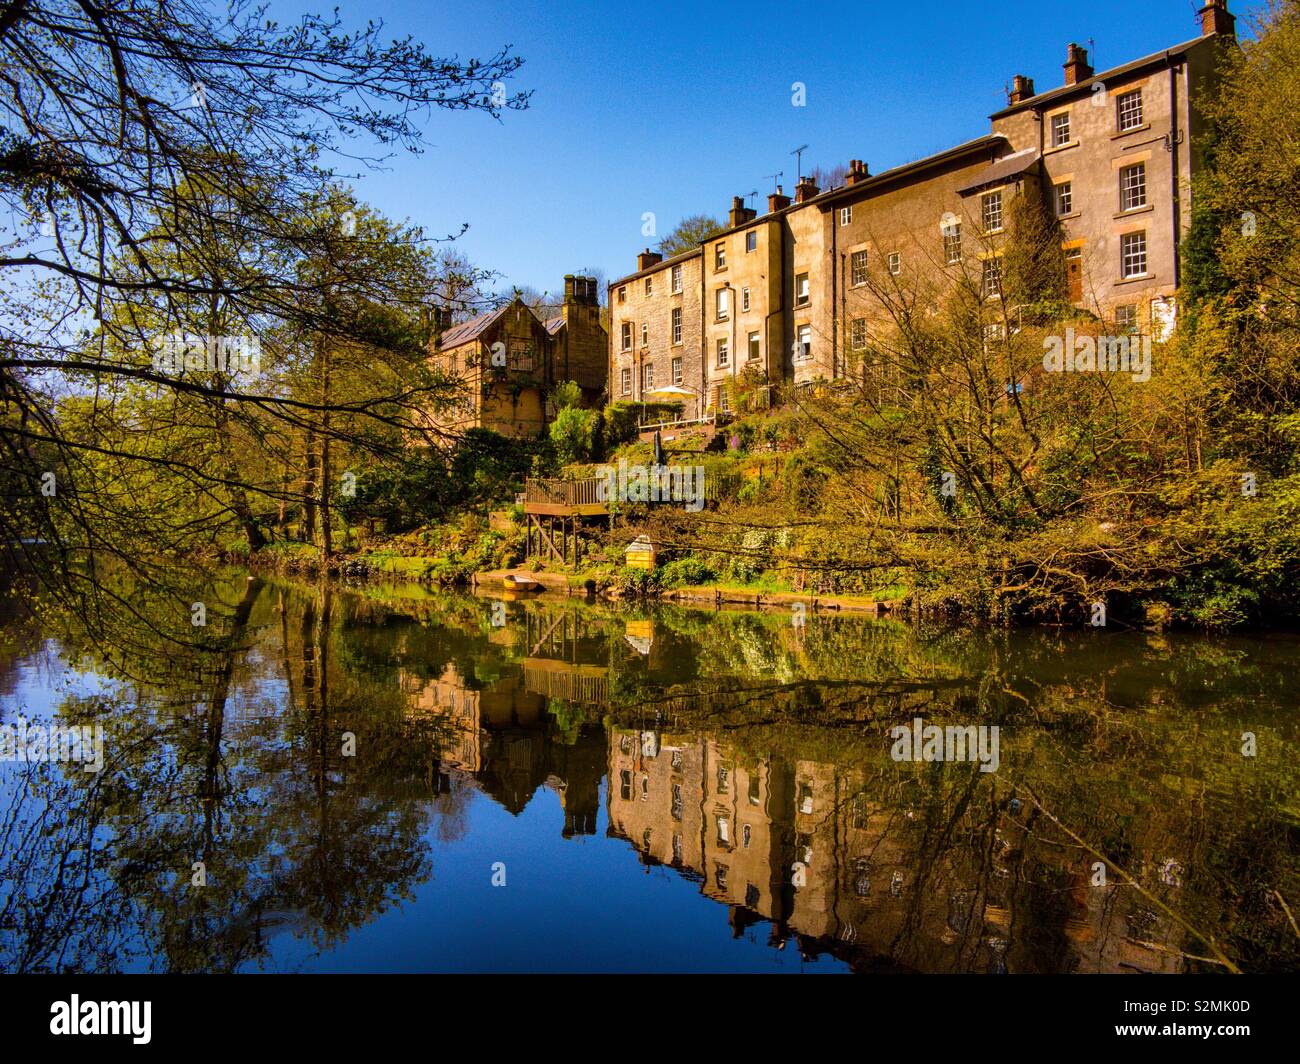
[400,660,604,835]
[605,725,1188,973]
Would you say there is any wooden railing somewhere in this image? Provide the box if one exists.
[524,476,606,508]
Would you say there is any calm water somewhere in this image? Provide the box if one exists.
[1,573,1297,973]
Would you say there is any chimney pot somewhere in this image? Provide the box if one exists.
[1198,0,1235,37]
[637,248,663,272]
[1008,74,1035,104]
[1063,42,1093,85]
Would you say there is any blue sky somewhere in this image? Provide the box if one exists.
[327,0,1235,297]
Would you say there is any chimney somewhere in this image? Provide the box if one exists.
[728,195,756,228]
[767,185,791,214]
[795,175,820,203]
[1008,74,1035,104]
[1063,43,1093,86]
[578,275,597,305]
[846,159,871,186]
[637,248,662,272]
[563,274,576,302]
[431,306,449,346]
[1198,0,1235,37]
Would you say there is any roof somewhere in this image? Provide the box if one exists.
[956,147,1041,194]
[609,246,702,289]
[989,36,1208,119]
[436,303,513,349]
[544,316,564,335]
[815,134,1011,207]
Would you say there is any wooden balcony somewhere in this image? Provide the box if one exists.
[523,476,609,517]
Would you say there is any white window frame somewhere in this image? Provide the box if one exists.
[1050,111,1071,147]
[741,286,750,312]
[745,231,757,253]
[1120,231,1147,278]
[796,324,812,361]
[850,250,868,286]
[672,356,683,384]
[795,273,810,307]
[715,242,726,270]
[747,330,760,361]
[943,224,962,265]
[982,257,1003,299]
[981,190,1003,233]
[716,336,729,367]
[715,287,730,320]
[620,322,632,352]
[839,205,852,227]
[671,264,682,293]
[888,252,901,276]
[620,367,631,394]
[1120,163,1147,212]
[1117,89,1143,131]
[671,306,682,345]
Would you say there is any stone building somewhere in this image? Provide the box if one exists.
[428,274,606,438]
[607,0,1237,412]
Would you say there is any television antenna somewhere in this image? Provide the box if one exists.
[744,188,758,209]
[763,171,783,193]
[790,144,809,182]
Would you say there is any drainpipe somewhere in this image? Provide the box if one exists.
[831,207,838,377]
[1168,55,1183,289]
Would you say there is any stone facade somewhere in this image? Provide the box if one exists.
[606,1,1237,411]
[427,275,607,439]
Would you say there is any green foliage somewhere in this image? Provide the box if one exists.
[658,556,717,588]
[658,213,724,258]
[549,406,600,464]
[550,380,583,411]
[602,402,640,449]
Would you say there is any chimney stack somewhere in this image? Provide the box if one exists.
[1008,74,1035,104]
[846,159,871,186]
[728,195,756,228]
[431,306,449,346]
[767,185,791,214]
[1063,43,1093,85]
[637,248,663,272]
[563,274,576,302]
[795,175,820,203]
[1198,0,1235,37]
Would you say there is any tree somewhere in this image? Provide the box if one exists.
[658,214,724,257]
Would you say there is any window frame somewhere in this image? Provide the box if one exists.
[850,249,868,286]
[1050,111,1071,147]
[795,272,810,307]
[1055,181,1073,217]
[1120,231,1147,278]
[1119,162,1147,212]
[1116,89,1143,131]
[981,190,1003,234]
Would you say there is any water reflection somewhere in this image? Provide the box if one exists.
[1,574,1297,973]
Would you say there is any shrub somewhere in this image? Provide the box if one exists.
[549,407,600,464]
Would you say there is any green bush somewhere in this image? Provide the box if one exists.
[551,380,583,411]
[659,556,716,587]
[549,407,600,464]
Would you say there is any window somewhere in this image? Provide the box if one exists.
[1051,111,1071,147]
[851,250,868,286]
[850,318,867,351]
[1114,304,1138,333]
[746,231,757,253]
[672,356,683,384]
[715,242,726,270]
[617,286,626,303]
[717,816,730,844]
[741,286,751,312]
[798,783,814,815]
[670,264,682,293]
[795,272,810,307]
[645,275,652,296]
[716,337,729,367]
[672,834,683,863]
[619,769,632,801]
[1121,231,1147,277]
[1117,89,1143,131]
[748,331,760,361]
[715,863,728,890]
[620,322,632,352]
[671,306,682,345]
[717,765,730,793]
[742,825,752,849]
[839,205,852,227]
[640,322,648,347]
[983,321,1005,343]
[796,324,811,360]
[943,223,962,265]
[508,339,534,372]
[620,367,631,394]
[748,775,761,804]
[982,257,1003,298]
[641,775,648,801]
[718,387,730,413]
[1120,163,1147,211]
[715,287,730,320]
[642,363,655,390]
[981,190,1003,233]
[888,252,901,276]
[1055,181,1073,216]
[671,784,683,820]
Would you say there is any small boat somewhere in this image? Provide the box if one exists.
[503,573,542,591]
